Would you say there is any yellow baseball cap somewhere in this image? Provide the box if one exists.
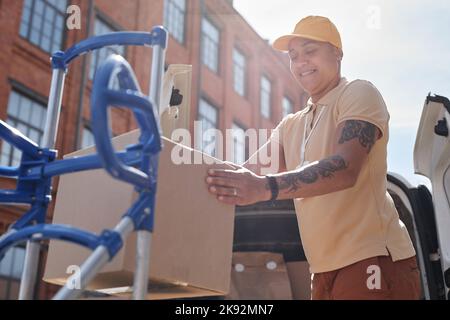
[273,16,342,52]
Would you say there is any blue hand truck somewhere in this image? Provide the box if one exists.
[0,26,168,300]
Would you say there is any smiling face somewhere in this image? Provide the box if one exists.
[288,37,343,102]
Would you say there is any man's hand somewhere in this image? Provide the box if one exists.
[205,162,271,206]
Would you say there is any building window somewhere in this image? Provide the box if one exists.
[0,246,26,300]
[232,48,246,97]
[232,123,246,165]
[81,126,95,149]
[164,0,186,44]
[260,76,271,119]
[19,0,67,54]
[282,97,293,117]
[89,18,126,79]
[197,99,218,157]
[201,17,220,73]
[0,91,47,167]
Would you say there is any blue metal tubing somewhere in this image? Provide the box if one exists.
[0,143,144,205]
[0,190,34,204]
[105,91,161,151]
[0,190,150,265]
[0,30,167,290]
[10,206,45,230]
[91,54,158,136]
[123,189,155,231]
[0,120,41,158]
[22,149,143,180]
[0,166,19,177]
[52,26,167,70]
[0,224,100,259]
[91,55,161,190]
[0,29,166,183]
[0,56,162,202]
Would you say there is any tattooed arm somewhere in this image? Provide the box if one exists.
[271,120,381,199]
[206,120,382,205]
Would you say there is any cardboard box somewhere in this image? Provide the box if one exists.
[225,252,293,300]
[43,130,235,299]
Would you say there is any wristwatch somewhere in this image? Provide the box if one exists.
[265,175,279,201]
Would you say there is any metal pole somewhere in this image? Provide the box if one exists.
[19,69,66,300]
[42,69,66,149]
[149,43,166,114]
[129,36,166,300]
[53,217,134,300]
[53,245,110,300]
[18,241,41,300]
[132,230,152,300]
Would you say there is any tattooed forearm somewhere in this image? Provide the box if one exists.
[338,120,377,152]
[277,155,348,193]
[263,120,377,198]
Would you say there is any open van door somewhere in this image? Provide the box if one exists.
[413,94,450,300]
[387,173,446,300]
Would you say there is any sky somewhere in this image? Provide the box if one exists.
[234,0,450,187]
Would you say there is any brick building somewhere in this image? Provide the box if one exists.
[0,0,306,299]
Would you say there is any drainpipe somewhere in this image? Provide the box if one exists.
[73,0,95,150]
[194,0,205,148]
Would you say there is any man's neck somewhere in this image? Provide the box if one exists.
[310,75,342,104]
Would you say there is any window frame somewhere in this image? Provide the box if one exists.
[260,75,272,119]
[0,85,48,167]
[232,47,247,97]
[201,16,221,74]
[163,0,187,44]
[197,97,219,157]
[18,0,68,54]
[231,122,247,165]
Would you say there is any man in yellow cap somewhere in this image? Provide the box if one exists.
[205,16,420,300]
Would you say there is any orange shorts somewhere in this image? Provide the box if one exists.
[311,255,421,300]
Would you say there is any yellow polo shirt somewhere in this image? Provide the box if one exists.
[271,77,416,273]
